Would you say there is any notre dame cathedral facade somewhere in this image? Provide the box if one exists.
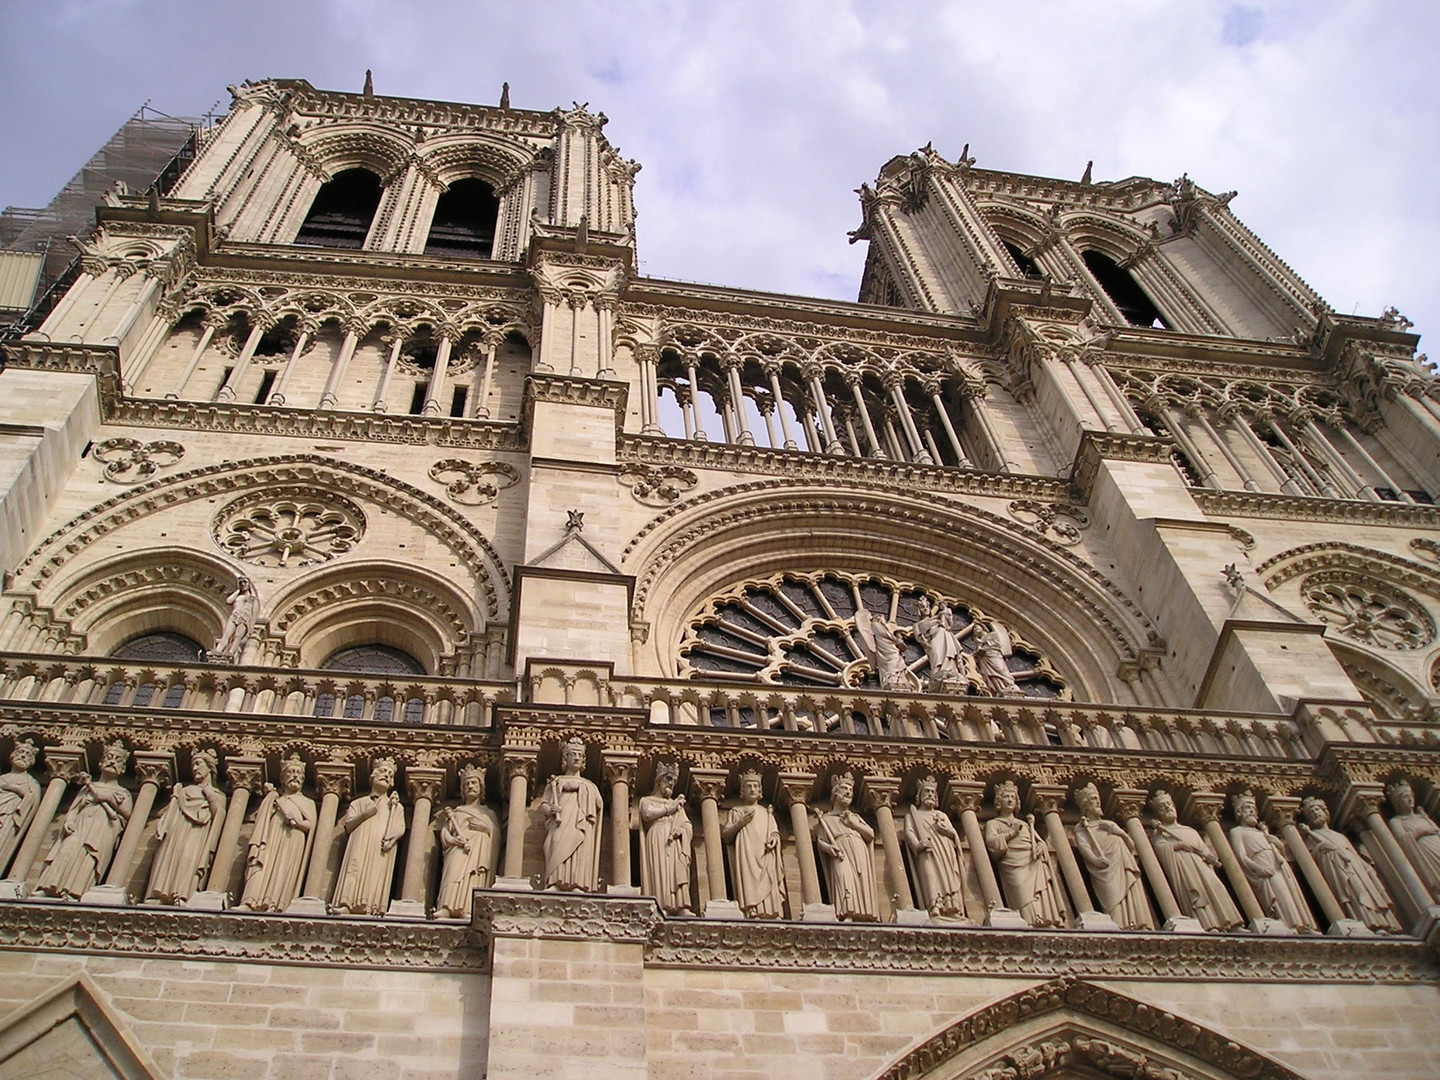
[0,78,1437,1079]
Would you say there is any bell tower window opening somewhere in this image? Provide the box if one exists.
[424,177,499,259]
[295,168,383,250]
[1002,240,1043,279]
[1081,250,1170,329]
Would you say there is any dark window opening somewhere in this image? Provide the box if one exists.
[1002,240,1043,278]
[295,168,383,250]
[217,366,233,395]
[321,644,426,676]
[424,177,499,259]
[254,369,277,404]
[1082,250,1171,329]
[450,387,468,417]
[1408,490,1434,505]
[110,632,203,664]
[410,382,429,414]
[1376,487,1400,502]
[254,325,292,357]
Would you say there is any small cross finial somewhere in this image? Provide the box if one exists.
[500,82,510,109]
[1222,563,1245,592]
[363,70,374,97]
[566,509,584,532]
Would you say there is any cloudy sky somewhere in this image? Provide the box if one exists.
[2,0,1436,347]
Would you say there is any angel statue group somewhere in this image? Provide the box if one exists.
[854,597,1023,697]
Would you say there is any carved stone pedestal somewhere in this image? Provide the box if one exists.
[491,876,533,892]
[387,898,426,919]
[701,899,743,920]
[607,883,642,897]
[0,879,27,900]
[285,896,329,916]
[801,902,836,922]
[1162,915,1207,934]
[893,907,931,926]
[1249,917,1297,936]
[1073,910,1120,931]
[79,884,128,906]
[983,906,1029,929]
[185,890,228,911]
[1326,918,1376,938]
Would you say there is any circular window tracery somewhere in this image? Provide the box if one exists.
[680,570,1066,698]
[214,490,365,568]
[1301,575,1434,650]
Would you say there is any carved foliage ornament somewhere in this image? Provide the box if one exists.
[214,490,365,568]
[428,459,520,507]
[1301,574,1434,650]
[619,465,699,506]
[1006,500,1089,546]
[92,438,185,484]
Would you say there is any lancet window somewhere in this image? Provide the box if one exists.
[680,571,1065,702]
[424,178,500,259]
[1081,250,1170,329]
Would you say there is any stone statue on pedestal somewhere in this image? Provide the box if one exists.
[435,764,500,918]
[239,755,316,912]
[1071,782,1154,930]
[639,761,693,915]
[35,742,132,899]
[0,740,41,875]
[983,779,1065,927]
[1386,777,1440,902]
[1299,796,1400,933]
[208,577,258,663]
[146,748,227,904]
[540,737,603,892]
[1147,789,1242,932]
[816,772,879,921]
[722,769,785,919]
[1229,789,1315,932]
[331,757,406,915]
[902,774,968,921]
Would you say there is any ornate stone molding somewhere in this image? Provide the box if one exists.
[1193,490,1440,527]
[472,890,663,943]
[647,921,1433,984]
[0,901,486,972]
[91,439,185,484]
[1069,431,1177,501]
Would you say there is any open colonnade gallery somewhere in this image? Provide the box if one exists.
[0,77,1437,1079]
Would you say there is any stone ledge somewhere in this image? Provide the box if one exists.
[473,890,663,943]
[0,900,487,971]
[647,917,1439,983]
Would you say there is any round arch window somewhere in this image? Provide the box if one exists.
[317,644,427,723]
[105,632,202,707]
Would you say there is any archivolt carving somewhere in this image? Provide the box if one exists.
[14,454,509,621]
[875,978,1308,1080]
[623,479,1162,701]
[1258,541,1440,596]
[1300,574,1434,650]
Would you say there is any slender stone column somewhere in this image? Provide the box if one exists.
[605,753,640,895]
[950,781,1023,926]
[213,320,267,403]
[0,746,88,896]
[884,376,932,463]
[966,386,1011,471]
[104,269,162,347]
[802,363,842,452]
[1188,793,1268,930]
[864,777,918,921]
[369,332,403,412]
[497,753,536,888]
[1031,784,1113,929]
[391,767,446,916]
[292,762,353,912]
[596,299,616,378]
[1336,425,1415,503]
[92,751,174,902]
[318,326,362,409]
[1148,397,1221,489]
[778,773,824,915]
[201,756,266,904]
[1261,794,1348,933]
[923,376,971,465]
[764,362,799,449]
[167,313,224,399]
[844,370,887,458]
[636,344,663,434]
[1109,789,1196,931]
[1090,360,1147,435]
[1222,402,1302,494]
[690,768,737,916]
[422,331,457,416]
[473,333,502,418]
[1299,411,1376,499]
[567,293,587,376]
[684,354,709,441]
[722,356,754,445]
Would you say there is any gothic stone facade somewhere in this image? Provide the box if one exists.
[0,78,1437,1080]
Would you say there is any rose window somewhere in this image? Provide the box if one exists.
[680,570,1065,698]
[1301,577,1434,650]
[214,491,365,568]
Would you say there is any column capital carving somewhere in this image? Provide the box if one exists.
[634,342,661,364]
[1107,787,1149,821]
[947,779,987,816]
[503,752,537,784]
[688,767,728,803]
[863,776,902,811]
[314,761,354,800]
[776,772,816,807]
[405,766,447,804]
[224,756,268,794]
[1338,781,1387,827]
[1260,793,1302,833]
[43,746,91,784]
[1027,783,1067,816]
[132,750,176,788]
[1185,791,1227,826]
[603,752,640,787]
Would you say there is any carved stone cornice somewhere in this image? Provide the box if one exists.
[108,398,521,451]
[1192,489,1440,527]
[1318,743,1440,787]
[0,902,486,971]
[618,434,1068,501]
[1069,430,1177,501]
[647,919,1434,984]
[472,890,662,944]
[521,374,629,438]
